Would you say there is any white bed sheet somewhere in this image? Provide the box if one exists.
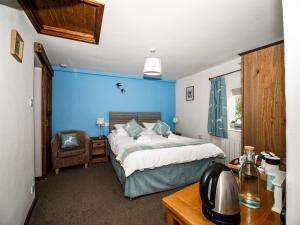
[108,132,225,177]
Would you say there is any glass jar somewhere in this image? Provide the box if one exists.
[239,146,261,208]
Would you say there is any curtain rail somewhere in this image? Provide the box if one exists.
[208,69,241,81]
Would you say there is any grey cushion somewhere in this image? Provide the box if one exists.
[61,133,80,148]
[123,119,143,139]
[152,121,170,136]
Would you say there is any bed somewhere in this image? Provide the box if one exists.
[108,112,225,198]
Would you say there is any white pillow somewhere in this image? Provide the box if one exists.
[143,122,156,130]
[140,128,156,135]
[114,124,124,130]
[110,129,129,139]
[113,124,129,136]
[111,129,117,135]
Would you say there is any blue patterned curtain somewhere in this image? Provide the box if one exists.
[207,76,228,138]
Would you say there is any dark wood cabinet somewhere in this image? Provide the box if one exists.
[90,137,108,163]
[241,42,286,161]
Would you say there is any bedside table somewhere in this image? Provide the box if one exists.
[90,137,108,163]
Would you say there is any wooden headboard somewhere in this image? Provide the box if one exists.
[109,112,161,132]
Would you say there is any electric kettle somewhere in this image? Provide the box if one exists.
[200,162,240,225]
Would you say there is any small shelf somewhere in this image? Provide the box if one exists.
[90,137,108,164]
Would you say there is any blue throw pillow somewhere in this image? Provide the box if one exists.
[123,119,143,139]
[152,121,170,137]
[61,133,79,148]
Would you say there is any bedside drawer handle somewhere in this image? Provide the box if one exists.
[93,143,105,148]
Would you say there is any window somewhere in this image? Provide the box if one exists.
[234,95,242,121]
[229,88,242,129]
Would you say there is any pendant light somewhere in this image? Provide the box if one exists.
[143,48,162,79]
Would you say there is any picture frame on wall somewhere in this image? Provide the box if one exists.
[10,29,24,62]
[186,86,194,101]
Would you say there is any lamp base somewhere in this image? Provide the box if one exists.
[98,125,104,139]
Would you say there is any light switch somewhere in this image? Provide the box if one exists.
[29,98,34,108]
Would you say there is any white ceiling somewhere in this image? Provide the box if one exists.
[37,0,284,80]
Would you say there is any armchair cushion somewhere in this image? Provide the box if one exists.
[61,133,79,148]
[51,130,90,170]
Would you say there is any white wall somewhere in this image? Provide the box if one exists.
[34,67,42,178]
[0,5,36,225]
[282,1,300,224]
[176,57,241,161]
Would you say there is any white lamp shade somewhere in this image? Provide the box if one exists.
[173,116,179,124]
[143,57,162,76]
[96,117,104,125]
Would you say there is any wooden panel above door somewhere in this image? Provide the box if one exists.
[18,0,105,44]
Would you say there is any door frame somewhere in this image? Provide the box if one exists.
[34,42,53,178]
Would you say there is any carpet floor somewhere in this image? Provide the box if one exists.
[29,162,179,225]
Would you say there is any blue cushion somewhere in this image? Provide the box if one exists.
[152,121,170,136]
[123,119,143,139]
[61,133,79,148]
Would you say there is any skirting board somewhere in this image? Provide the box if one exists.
[23,197,37,225]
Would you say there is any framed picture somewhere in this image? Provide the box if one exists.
[186,86,194,101]
[10,29,24,62]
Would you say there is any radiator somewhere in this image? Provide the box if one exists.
[220,138,241,162]
[199,133,241,163]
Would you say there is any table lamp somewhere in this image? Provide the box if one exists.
[96,117,105,138]
[173,116,179,132]
[173,116,179,124]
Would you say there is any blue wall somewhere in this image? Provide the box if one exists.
[52,67,176,137]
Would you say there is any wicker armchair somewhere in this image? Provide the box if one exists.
[51,130,90,174]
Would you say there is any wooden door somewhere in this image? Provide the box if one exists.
[242,43,285,161]
[41,65,52,177]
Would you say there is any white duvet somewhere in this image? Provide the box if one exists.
[108,132,225,177]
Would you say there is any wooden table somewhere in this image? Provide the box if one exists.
[162,182,281,225]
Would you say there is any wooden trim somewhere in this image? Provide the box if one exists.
[23,198,37,225]
[40,26,96,44]
[94,4,105,44]
[239,40,284,56]
[35,176,46,181]
[41,66,52,177]
[34,42,53,76]
[81,0,105,7]
[42,25,94,38]
[41,66,47,178]
[18,0,104,44]
[18,0,43,32]
[241,56,245,150]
